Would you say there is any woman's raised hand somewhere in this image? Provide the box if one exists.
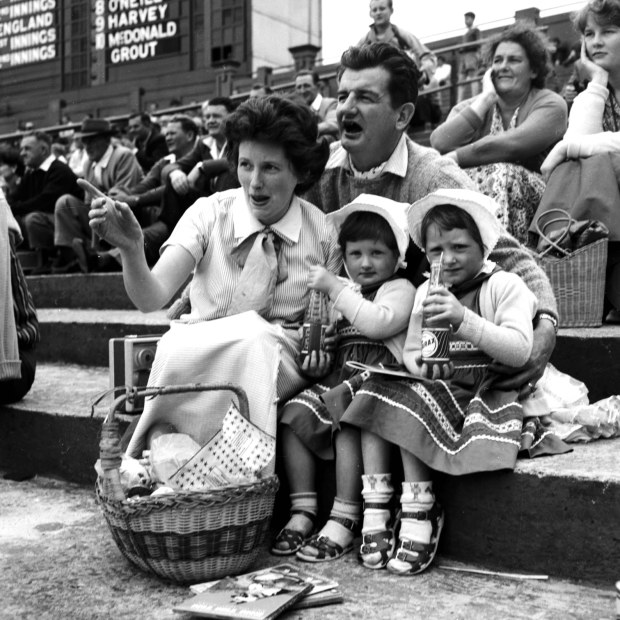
[88,196,143,251]
[580,39,609,85]
[481,68,497,97]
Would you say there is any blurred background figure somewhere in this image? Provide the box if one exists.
[249,83,274,98]
[458,11,482,101]
[0,146,24,204]
[126,111,168,174]
[294,69,339,142]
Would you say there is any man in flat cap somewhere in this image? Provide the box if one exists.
[51,118,143,272]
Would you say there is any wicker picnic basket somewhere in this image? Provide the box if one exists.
[535,209,608,328]
[95,382,279,584]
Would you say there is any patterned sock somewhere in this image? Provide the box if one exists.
[285,492,317,535]
[399,481,435,544]
[318,496,361,549]
[361,473,394,535]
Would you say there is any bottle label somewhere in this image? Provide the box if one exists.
[421,327,451,363]
[301,323,327,357]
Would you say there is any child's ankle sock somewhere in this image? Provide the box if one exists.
[285,492,317,535]
[361,474,394,535]
[399,481,435,544]
[319,497,361,549]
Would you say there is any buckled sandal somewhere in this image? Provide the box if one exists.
[358,504,398,570]
[295,516,356,563]
[271,510,316,556]
[386,503,444,576]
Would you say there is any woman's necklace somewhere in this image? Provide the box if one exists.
[607,87,619,132]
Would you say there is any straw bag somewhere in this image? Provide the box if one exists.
[95,383,279,584]
[534,208,609,328]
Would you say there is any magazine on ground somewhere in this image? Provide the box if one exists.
[174,563,339,619]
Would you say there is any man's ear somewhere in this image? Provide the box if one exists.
[396,102,416,130]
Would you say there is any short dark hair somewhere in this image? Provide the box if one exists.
[224,95,329,194]
[207,96,236,113]
[338,43,420,107]
[26,131,52,148]
[338,211,398,256]
[295,69,320,84]
[168,114,199,137]
[484,24,550,90]
[574,0,620,31]
[420,204,486,255]
[465,11,476,19]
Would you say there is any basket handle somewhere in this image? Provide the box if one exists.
[535,208,574,258]
[98,383,250,501]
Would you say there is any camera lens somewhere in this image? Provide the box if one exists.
[134,346,155,369]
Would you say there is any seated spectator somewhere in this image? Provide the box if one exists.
[0,146,24,203]
[7,132,82,273]
[541,0,620,323]
[161,97,239,236]
[430,24,567,244]
[51,142,68,163]
[52,118,143,273]
[294,70,339,142]
[1,189,39,406]
[107,115,200,266]
[127,111,169,174]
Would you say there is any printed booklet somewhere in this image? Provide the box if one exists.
[174,563,340,619]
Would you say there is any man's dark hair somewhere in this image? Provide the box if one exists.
[207,96,236,113]
[465,11,476,19]
[338,211,398,256]
[128,111,153,127]
[420,204,486,255]
[225,95,329,194]
[28,131,52,148]
[169,114,199,137]
[338,43,420,107]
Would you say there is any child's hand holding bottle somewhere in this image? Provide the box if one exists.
[307,265,345,298]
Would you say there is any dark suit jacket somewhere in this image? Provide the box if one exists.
[10,159,83,216]
[135,130,169,173]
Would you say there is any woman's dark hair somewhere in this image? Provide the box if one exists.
[483,23,550,90]
[574,0,620,32]
[224,95,329,194]
[338,211,399,256]
[338,42,420,108]
[0,146,25,176]
[420,204,486,255]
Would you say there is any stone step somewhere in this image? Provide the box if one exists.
[37,308,169,366]
[1,362,619,586]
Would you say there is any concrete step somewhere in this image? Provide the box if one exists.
[2,475,617,619]
[27,273,133,310]
[37,308,169,366]
[1,363,619,586]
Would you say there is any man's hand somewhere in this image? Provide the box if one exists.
[169,169,189,195]
[413,352,453,380]
[299,350,333,378]
[489,319,556,398]
[187,163,203,191]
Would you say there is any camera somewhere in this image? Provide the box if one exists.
[109,335,161,412]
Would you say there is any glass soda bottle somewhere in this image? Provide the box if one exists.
[421,259,451,364]
[300,289,329,362]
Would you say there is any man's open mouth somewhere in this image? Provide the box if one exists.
[341,119,363,135]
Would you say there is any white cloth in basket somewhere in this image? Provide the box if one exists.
[126,311,308,471]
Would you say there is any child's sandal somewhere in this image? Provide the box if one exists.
[270,510,316,556]
[295,517,356,563]
[358,504,398,570]
[386,503,444,576]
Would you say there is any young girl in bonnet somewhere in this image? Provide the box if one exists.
[274,194,415,562]
[340,188,539,575]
